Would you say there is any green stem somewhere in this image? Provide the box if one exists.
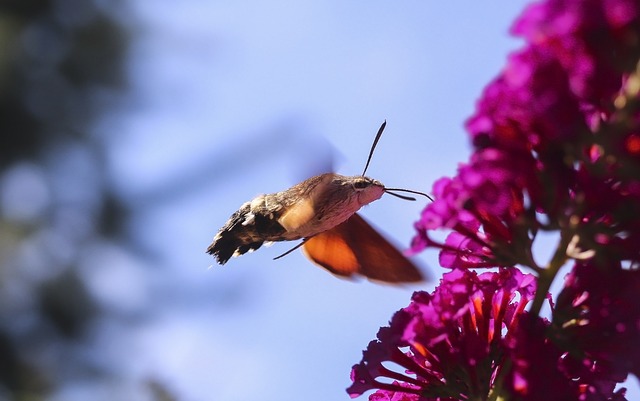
[529,229,571,317]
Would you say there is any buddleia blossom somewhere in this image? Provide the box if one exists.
[348,269,539,400]
[502,313,628,401]
[553,261,640,381]
[410,0,640,271]
[350,0,640,399]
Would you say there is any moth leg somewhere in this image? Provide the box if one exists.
[273,238,310,260]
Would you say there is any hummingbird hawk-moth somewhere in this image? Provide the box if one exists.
[206,121,430,283]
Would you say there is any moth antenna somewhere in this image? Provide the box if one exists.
[361,120,386,177]
[385,187,434,202]
[273,238,309,260]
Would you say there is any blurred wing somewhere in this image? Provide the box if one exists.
[302,213,424,283]
[301,217,360,277]
[287,129,338,184]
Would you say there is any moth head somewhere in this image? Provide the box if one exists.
[347,175,433,205]
[350,176,385,206]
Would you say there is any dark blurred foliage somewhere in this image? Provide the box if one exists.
[0,0,172,399]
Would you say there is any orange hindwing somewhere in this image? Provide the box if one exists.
[302,213,423,283]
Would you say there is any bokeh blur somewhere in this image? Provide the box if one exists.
[0,0,138,399]
[2,1,637,401]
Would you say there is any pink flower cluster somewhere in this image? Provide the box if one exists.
[348,269,538,400]
[349,0,640,399]
[411,0,640,271]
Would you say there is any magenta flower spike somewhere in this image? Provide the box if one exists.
[347,269,538,400]
[349,0,640,399]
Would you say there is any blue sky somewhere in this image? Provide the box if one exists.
[91,1,640,400]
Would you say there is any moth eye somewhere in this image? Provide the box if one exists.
[353,180,369,189]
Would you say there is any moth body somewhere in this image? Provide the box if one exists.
[207,173,385,264]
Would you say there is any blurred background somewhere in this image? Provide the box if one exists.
[1,1,637,400]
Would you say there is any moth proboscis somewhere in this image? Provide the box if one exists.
[206,121,431,284]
